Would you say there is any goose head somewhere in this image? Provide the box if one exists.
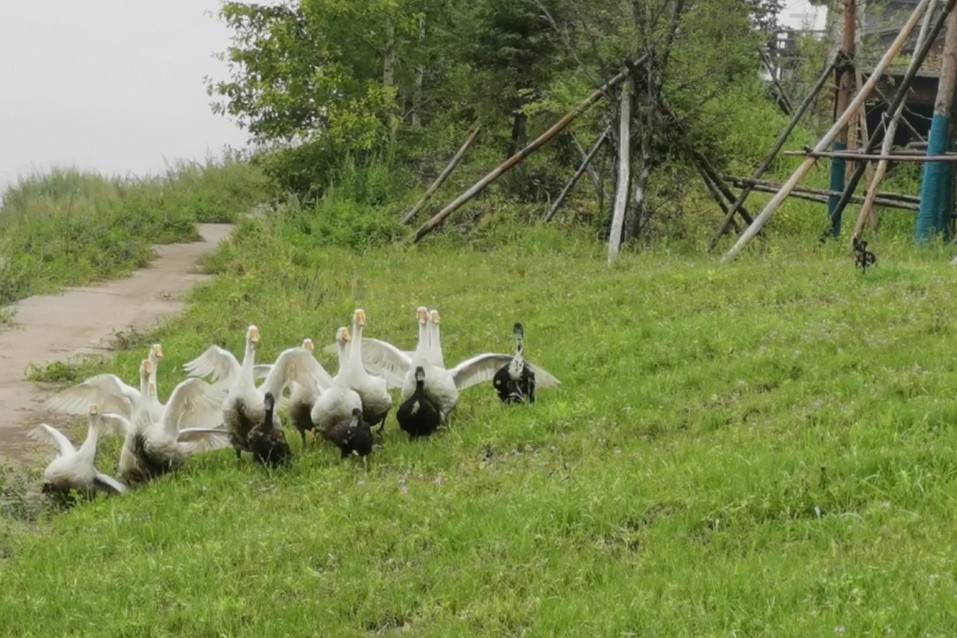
[513,322,525,355]
[247,325,261,349]
[353,309,367,329]
[302,338,315,353]
[429,309,440,326]
[149,343,164,364]
[414,366,426,390]
[416,307,429,325]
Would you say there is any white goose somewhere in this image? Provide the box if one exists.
[117,358,229,484]
[45,343,166,421]
[188,325,331,460]
[310,326,362,433]
[286,338,325,447]
[359,309,560,423]
[30,405,128,496]
[343,310,393,428]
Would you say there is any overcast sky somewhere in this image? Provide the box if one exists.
[0,1,824,193]
[0,1,248,191]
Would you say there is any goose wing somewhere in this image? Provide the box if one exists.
[260,347,333,399]
[93,472,128,494]
[357,339,413,389]
[97,413,133,438]
[161,378,225,434]
[526,362,561,389]
[29,424,75,457]
[183,346,240,383]
[175,427,231,452]
[449,354,513,390]
[45,374,140,419]
[450,354,562,391]
[323,339,414,360]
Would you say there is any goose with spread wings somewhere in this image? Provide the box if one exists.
[114,358,231,484]
[30,405,128,497]
[183,325,332,460]
[45,343,166,422]
[358,309,559,423]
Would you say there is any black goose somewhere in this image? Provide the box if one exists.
[397,366,441,439]
[493,323,538,404]
[247,392,292,467]
[323,408,373,460]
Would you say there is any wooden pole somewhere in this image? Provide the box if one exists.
[571,133,604,194]
[412,57,646,243]
[724,175,919,211]
[722,0,936,262]
[646,95,756,226]
[917,2,957,240]
[786,150,957,162]
[400,125,481,224]
[825,0,857,237]
[697,160,742,230]
[707,52,840,250]
[823,0,954,236]
[608,78,634,264]
[759,47,794,115]
[854,6,940,239]
[544,127,610,222]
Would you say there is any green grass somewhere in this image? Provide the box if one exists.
[0,158,269,306]
[3,209,957,635]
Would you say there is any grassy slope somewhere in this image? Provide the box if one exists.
[3,214,957,636]
[0,160,268,306]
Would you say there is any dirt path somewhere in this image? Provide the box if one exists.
[0,223,232,466]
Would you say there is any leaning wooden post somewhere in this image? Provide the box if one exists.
[650,97,755,225]
[759,47,794,115]
[412,57,645,243]
[608,78,634,264]
[852,4,937,241]
[722,0,935,263]
[823,0,952,236]
[825,0,857,238]
[707,53,840,249]
[401,125,481,224]
[917,3,957,241]
[695,158,741,231]
[571,133,604,195]
[544,127,610,222]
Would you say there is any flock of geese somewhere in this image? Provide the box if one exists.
[30,308,560,497]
